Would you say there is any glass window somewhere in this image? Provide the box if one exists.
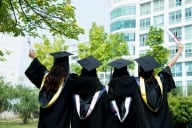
[171,62,182,77]
[169,10,182,24]
[111,6,136,20]
[169,0,182,8]
[185,7,192,20]
[175,81,182,86]
[185,43,192,57]
[124,33,135,41]
[187,80,192,95]
[140,2,151,16]
[169,27,182,42]
[186,61,192,76]
[154,0,164,12]
[169,46,177,57]
[153,14,164,27]
[140,18,151,31]
[110,20,136,32]
[185,0,192,4]
[139,50,147,57]
[185,25,192,40]
[139,34,148,46]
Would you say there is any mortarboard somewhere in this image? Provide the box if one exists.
[50,51,73,63]
[50,51,73,59]
[135,55,160,72]
[108,58,132,69]
[77,56,102,71]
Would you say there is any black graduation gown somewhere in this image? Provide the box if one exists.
[70,76,108,128]
[134,66,175,128]
[105,76,138,128]
[25,58,75,128]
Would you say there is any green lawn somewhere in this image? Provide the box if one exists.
[0,118,38,128]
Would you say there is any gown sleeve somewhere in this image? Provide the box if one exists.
[25,58,48,88]
[158,66,176,92]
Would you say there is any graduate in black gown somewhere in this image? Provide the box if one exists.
[70,56,108,128]
[134,42,184,128]
[105,58,138,128]
[25,49,77,128]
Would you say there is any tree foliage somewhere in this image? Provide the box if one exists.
[13,85,39,124]
[0,76,39,124]
[34,35,68,69]
[145,26,170,74]
[0,76,13,112]
[168,94,192,127]
[73,22,129,74]
[0,0,84,39]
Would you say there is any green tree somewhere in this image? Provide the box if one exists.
[168,94,192,128]
[0,0,84,39]
[0,50,11,61]
[73,22,129,74]
[33,35,68,69]
[145,26,170,74]
[0,76,12,112]
[13,85,39,124]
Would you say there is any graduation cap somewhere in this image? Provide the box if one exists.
[108,58,132,69]
[77,56,102,71]
[50,51,73,58]
[50,51,73,63]
[135,55,160,72]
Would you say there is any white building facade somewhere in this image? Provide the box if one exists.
[109,0,192,95]
[0,34,32,86]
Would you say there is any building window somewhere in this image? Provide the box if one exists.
[170,46,177,57]
[140,2,151,16]
[169,27,182,42]
[185,25,192,40]
[140,18,151,31]
[185,43,192,57]
[139,50,147,57]
[185,7,192,21]
[187,80,192,95]
[153,0,164,12]
[110,20,136,32]
[175,81,182,86]
[169,10,182,24]
[169,0,182,8]
[186,62,192,76]
[111,6,136,20]
[172,62,182,77]
[153,14,164,27]
[185,0,192,4]
[139,34,148,46]
[124,33,135,41]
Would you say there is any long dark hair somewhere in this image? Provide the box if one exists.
[44,61,69,93]
[80,68,97,77]
[138,66,155,83]
[112,67,130,78]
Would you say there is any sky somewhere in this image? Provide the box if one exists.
[26,0,111,43]
[71,0,111,42]
[0,0,111,84]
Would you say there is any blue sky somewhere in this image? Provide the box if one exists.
[72,0,111,41]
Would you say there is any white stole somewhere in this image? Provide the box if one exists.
[111,97,132,122]
[74,90,102,119]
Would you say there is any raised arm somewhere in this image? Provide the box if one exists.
[167,42,184,68]
[29,49,36,59]
[25,49,47,88]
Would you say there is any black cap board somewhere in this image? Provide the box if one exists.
[77,56,102,71]
[50,51,73,58]
[108,58,132,69]
[135,55,160,72]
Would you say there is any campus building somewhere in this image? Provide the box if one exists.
[0,34,32,86]
[108,0,192,95]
